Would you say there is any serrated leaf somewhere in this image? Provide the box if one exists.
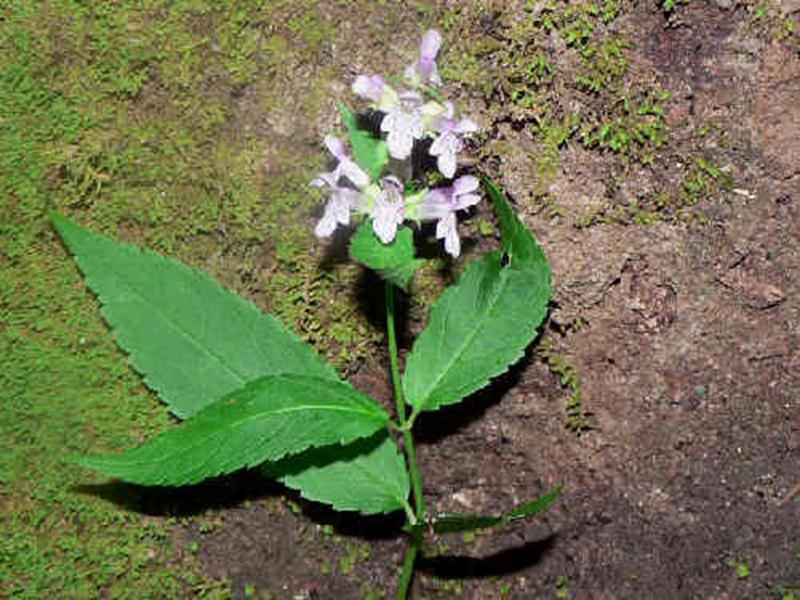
[265,432,411,516]
[349,221,423,291]
[483,174,543,269]
[429,487,562,534]
[51,213,337,419]
[68,375,389,486]
[402,179,551,415]
[339,103,388,180]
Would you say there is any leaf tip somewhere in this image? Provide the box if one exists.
[62,453,81,465]
[49,211,71,235]
[338,102,356,125]
[63,453,99,471]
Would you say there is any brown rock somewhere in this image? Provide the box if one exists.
[753,45,800,180]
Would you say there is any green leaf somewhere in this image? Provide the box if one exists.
[349,221,423,291]
[68,375,389,486]
[265,432,411,516]
[429,487,562,534]
[339,103,388,181]
[51,213,337,419]
[402,178,551,416]
[483,174,545,270]
[54,215,411,516]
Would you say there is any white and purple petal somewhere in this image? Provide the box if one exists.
[371,177,405,244]
[428,109,478,177]
[352,75,385,103]
[312,174,365,239]
[418,188,450,220]
[321,135,370,188]
[338,159,369,188]
[436,148,458,179]
[435,212,460,257]
[310,171,337,189]
[420,30,442,62]
[429,131,462,178]
[380,95,423,160]
[324,135,348,160]
[315,192,351,238]
[418,176,482,257]
[353,75,399,112]
[405,29,443,86]
[454,118,479,134]
[452,175,479,196]
[372,196,404,243]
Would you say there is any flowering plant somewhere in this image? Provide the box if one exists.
[314,29,479,260]
[54,31,556,598]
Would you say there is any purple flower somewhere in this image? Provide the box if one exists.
[371,176,405,244]
[380,92,424,160]
[429,103,478,178]
[352,75,385,103]
[405,30,442,86]
[324,135,369,188]
[419,175,481,257]
[352,75,398,112]
[311,172,366,238]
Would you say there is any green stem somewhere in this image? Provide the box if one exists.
[386,281,426,598]
[396,531,421,600]
[403,428,425,520]
[385,282,405,427]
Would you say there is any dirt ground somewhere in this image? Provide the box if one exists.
[147,2,800,598]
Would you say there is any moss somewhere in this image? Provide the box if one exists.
[537,339,593,434]
[534,114,581,194]
[434,2,675,216]
[676,157,732,211]
[663,0,687,13]
[337,541,372,575]
[578,89,669,166]
[0,0,357,595]
[432,1,744,235]
[287,6,337,53]
[572,154,730,227]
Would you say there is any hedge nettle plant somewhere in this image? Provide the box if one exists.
[56,31,556,598]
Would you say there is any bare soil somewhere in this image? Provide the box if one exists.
[158,2,799,598]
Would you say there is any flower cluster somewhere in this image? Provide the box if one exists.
[312,30,479,257]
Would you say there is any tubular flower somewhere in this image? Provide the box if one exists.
[311,172,366,238]
[352,75,399,112]
[371,176,405,244]
[429,102,478,178]
[324,135,369,188]
[418,176,481,257]
[405,29,442,87]
[380,92,424,160]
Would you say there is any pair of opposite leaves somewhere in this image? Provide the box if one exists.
[55,178,550,518]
